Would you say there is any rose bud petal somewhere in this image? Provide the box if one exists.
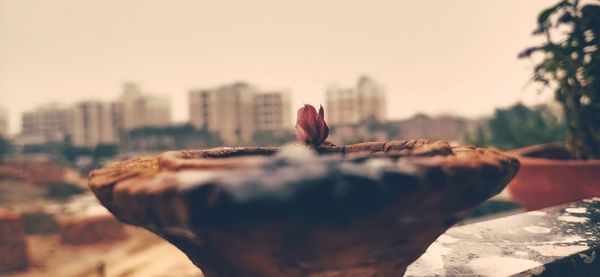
[295,104,329,146]
[318,105,329,142]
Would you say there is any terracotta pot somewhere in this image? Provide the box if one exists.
[88,139,519,276]
[508,143,600,211]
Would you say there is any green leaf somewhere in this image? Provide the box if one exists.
[537,0,569,27]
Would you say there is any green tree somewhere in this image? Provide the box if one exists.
[252,130,295,146]
[60,136,92,165]
[520,0,600,158]
[0,137,11,163]
[127,124,222,151]
[92,144,119,160]
[467,103,566,150]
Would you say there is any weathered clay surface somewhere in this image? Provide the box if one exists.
[89,140,519,276]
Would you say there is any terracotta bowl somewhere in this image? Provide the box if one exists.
[89,139,519,276]
[508,143,600,210]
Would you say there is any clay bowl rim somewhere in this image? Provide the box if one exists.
[155,139,454,172]
[89,139,520,190]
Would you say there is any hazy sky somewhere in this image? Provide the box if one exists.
[1,0,555,134]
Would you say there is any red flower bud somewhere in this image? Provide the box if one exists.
[295,104,329,146]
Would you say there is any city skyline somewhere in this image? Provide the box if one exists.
[189,82,292,145]
[1,0,556,135]
[15,81,297,147]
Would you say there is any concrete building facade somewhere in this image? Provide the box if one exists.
[189,82,256,145]
[120,83,171,131]
[253,91,291,132]
[71,101,123,147]
[19,104,73,145]
[326,76,386,125]
[190,83,291,145]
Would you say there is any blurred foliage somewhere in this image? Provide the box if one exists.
[92,144,118,159]
[365,117,400,139]
[19,136,91,165]
[22,212,59,234]
[127,124,222,150]
[519,0,600,159]
[17,125,224,169]
[45,182,86,200]
[466,200,521,220]
[0,137,11,163]
[60,136,92,164]
[466,103,566,150]
[20,136,118,172]
[252,130,295,146]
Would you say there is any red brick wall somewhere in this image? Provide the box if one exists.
[59,215,127,245]
[0,166,28,180]
[0,209,29,272]
[3,158,68,185]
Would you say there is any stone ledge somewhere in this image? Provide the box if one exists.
[406,197,600,276]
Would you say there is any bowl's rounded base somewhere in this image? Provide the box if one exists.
[158,215,457,277]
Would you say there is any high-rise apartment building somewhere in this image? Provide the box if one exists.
[190,83,291,144]
[71,101,123,147]
[120,82,171,130]
[189,82,256,145]
[326,76,386,125]
[19,104,73,144]
[253,91,291,132]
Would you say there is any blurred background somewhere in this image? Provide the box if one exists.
[0,0,576,276]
